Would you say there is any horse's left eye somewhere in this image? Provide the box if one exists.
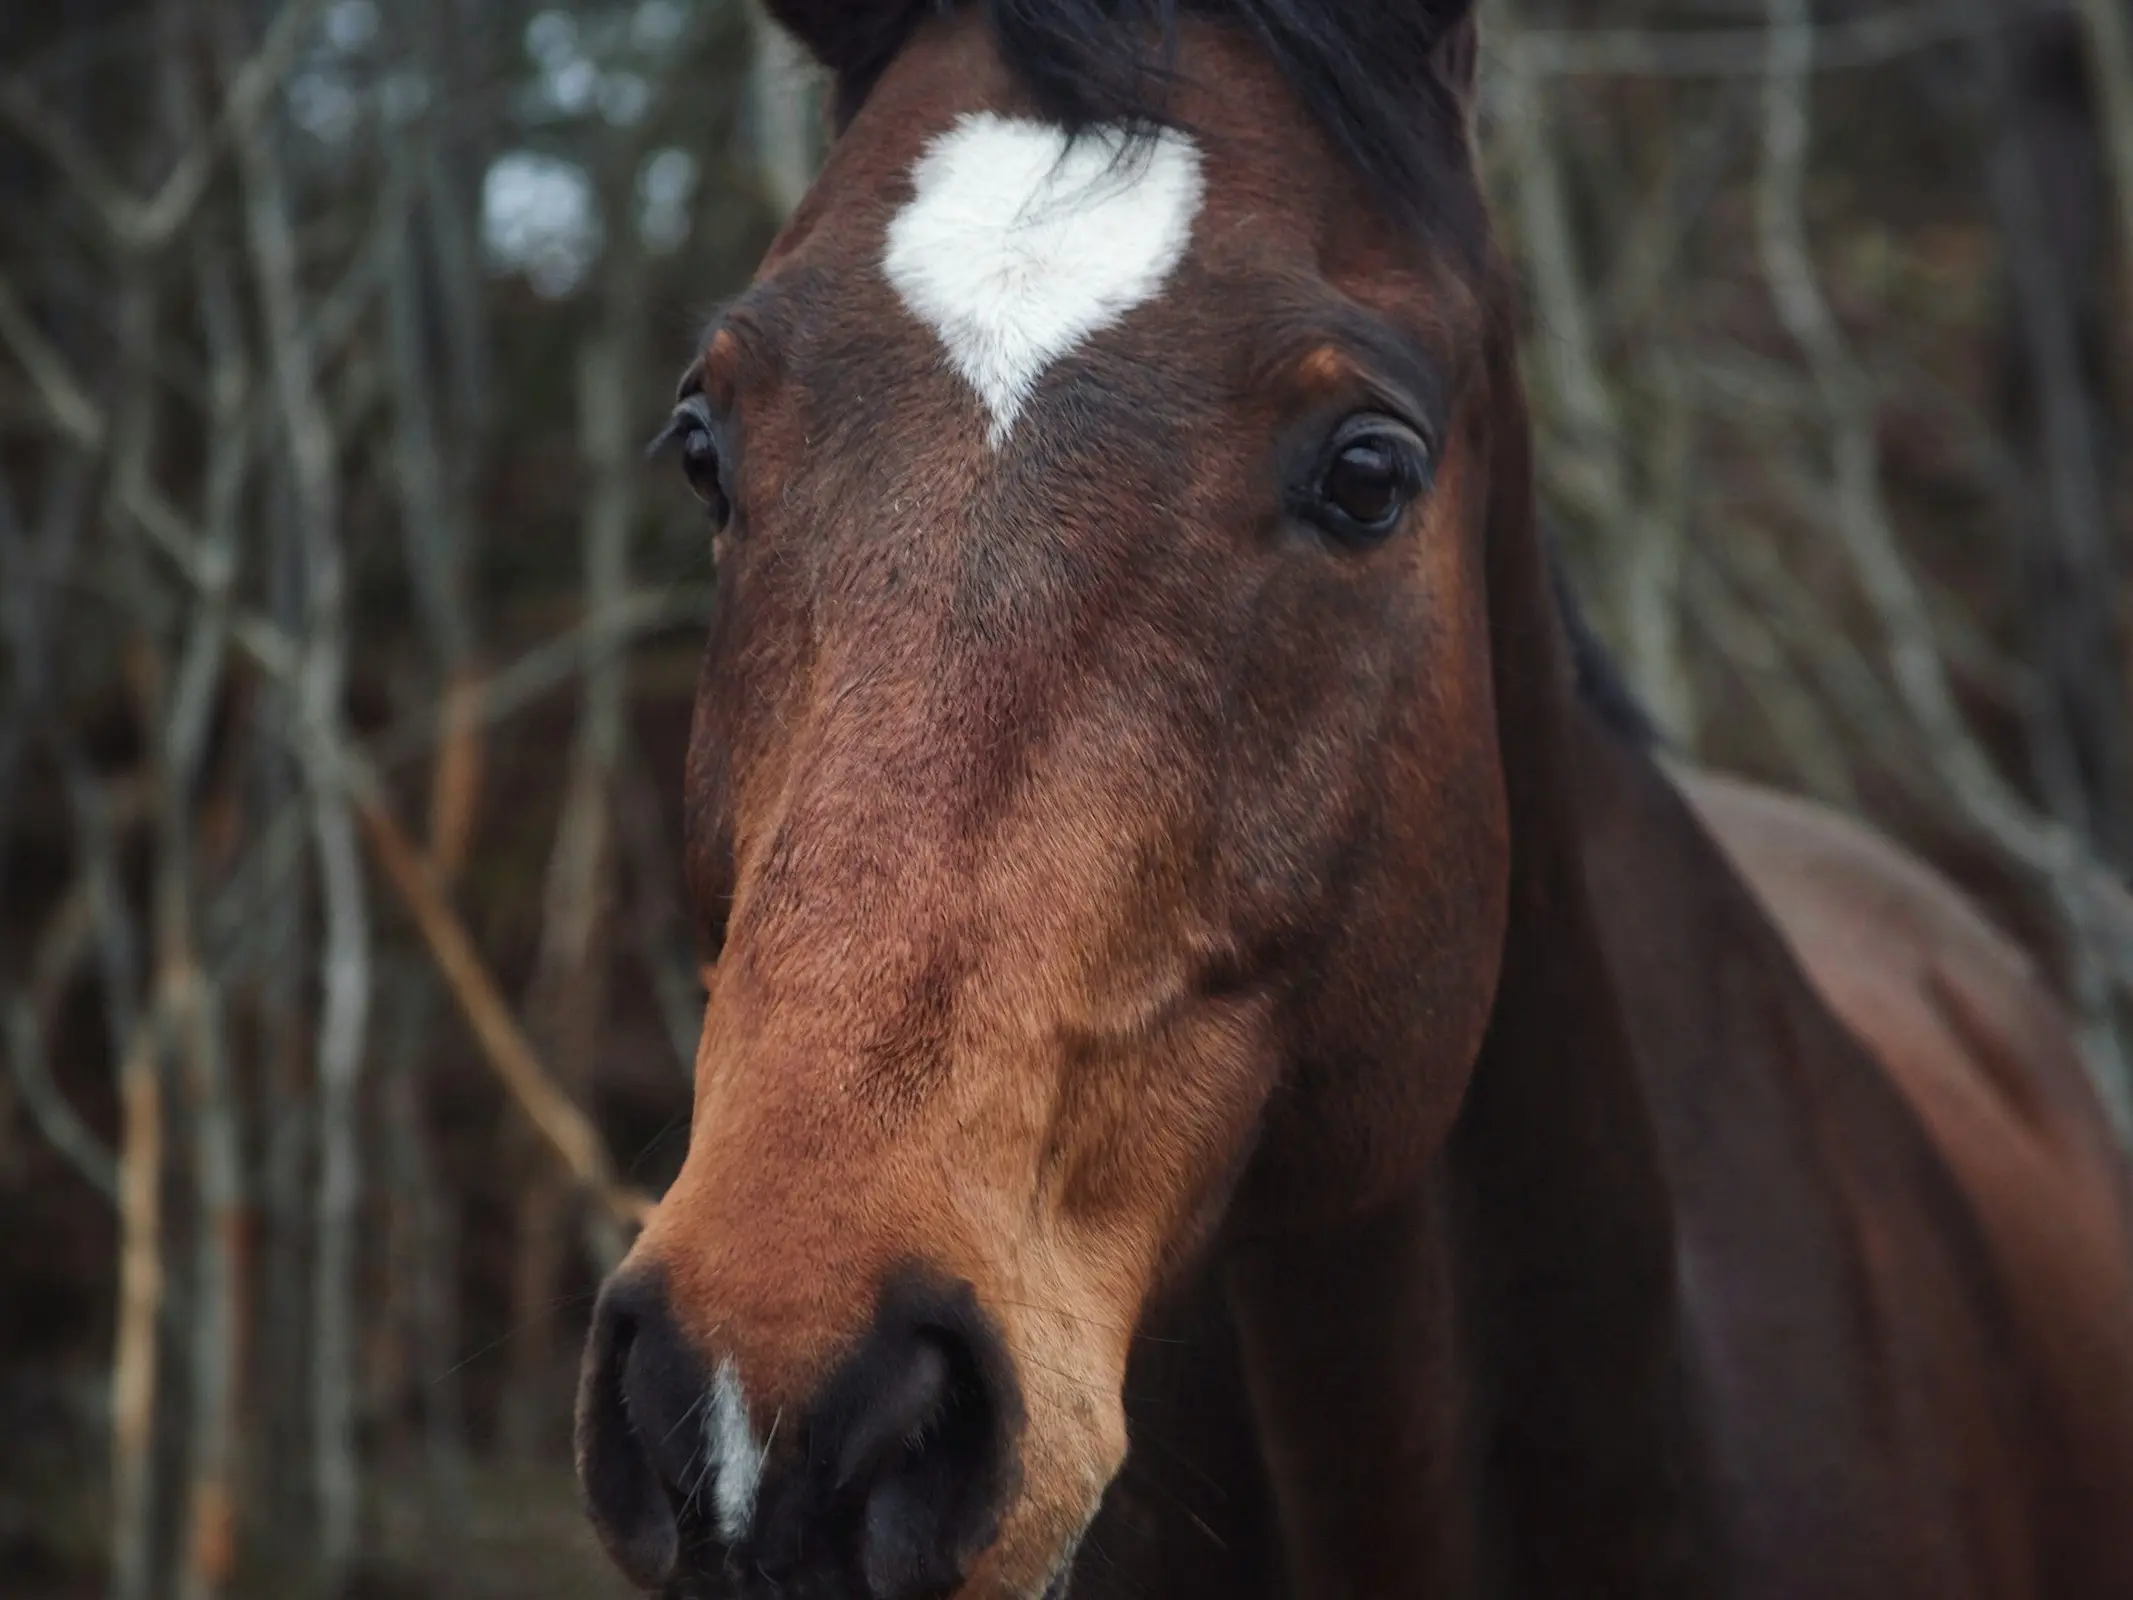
[1307,419,1432,544]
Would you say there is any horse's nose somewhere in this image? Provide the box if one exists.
[574,1268,1025,1599]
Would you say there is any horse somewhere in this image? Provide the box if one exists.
[570,4,2133,1596]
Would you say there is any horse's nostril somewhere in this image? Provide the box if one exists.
[575,1272,705,1591]
[821,1283,1022,1600]
[835,1333,951,1491]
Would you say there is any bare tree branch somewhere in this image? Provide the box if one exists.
[1496,9,1696,737]
[0,270,108,448]
[357,782,652,1233]
[4,997,120,1203]
[0,0,332,256]
[5,282,645,1227]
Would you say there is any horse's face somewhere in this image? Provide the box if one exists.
[579,15,1505,1598]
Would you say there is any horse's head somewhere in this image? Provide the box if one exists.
[578,6,1518,1595]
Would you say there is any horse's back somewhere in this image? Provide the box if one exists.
[1684,770,2133,1595]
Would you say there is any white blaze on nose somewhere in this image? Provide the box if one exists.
[883,111,1206,448]
[708,1361,768,1541]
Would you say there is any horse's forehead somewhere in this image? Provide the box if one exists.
[882,112,1208,448]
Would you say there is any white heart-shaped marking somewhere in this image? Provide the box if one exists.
[884,112,1206,448]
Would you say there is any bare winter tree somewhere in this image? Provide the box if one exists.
[1,2,772,1594]
[1495,0,2133,1116]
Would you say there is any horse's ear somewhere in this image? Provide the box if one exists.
[1429,8,1482,112]
[759,1,930,86]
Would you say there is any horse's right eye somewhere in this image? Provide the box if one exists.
[681,431,727,521]
[664,398,730,528]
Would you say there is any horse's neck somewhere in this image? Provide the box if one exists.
[1213,712,1717,1600]
[1213,322,1721,1593]
[1221,1174,1480,1596]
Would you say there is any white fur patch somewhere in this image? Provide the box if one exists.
[883,111,1205,447]
[708,1361,767,1541]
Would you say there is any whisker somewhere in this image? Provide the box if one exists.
[431,1291,597,1383]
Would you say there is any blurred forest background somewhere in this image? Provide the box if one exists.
[2,0,2131,1596]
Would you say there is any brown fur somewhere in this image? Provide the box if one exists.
[576,12,2133,1599]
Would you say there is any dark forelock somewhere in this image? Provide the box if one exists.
[765,0,1486,256]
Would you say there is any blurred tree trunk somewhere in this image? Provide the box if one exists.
[111,1011,168,1600]
[377,0,483,1501]
[385,2,485,880]
[216,0,373,1579]
[162,21,252,1591]
[501,217,646,1452]
[2072,0,2133,341]
[1977,7,2131,872]
[252,459,320,1590]
[104,161,172,1600]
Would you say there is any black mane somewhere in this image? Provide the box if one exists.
[767,0,1486,254]
[1552,556,1661,749]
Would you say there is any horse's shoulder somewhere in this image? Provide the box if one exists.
[1680,768,2133,1587]
[1677,769,2108,1155]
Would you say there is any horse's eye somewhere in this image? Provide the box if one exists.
[682,431,728,521]
[1308,419,1431,544]
[664,398,730,527]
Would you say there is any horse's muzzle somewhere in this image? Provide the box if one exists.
[575,1265,1025,1599]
